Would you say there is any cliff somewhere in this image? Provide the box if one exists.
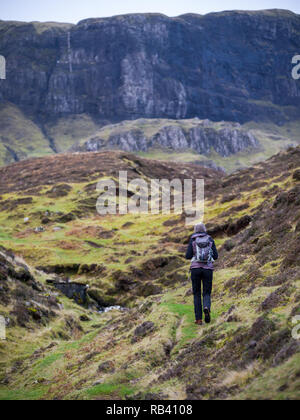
[0,10,299,166]
[0,10,299,124]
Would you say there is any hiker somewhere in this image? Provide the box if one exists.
[185,223,218,325]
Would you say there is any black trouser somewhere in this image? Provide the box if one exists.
[191,268,213,321]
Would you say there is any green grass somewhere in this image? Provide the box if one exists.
[162,301,199,346]
[32,21,73,34]
[45,114,101,152]
[137,148,204,163]
[85,382,136,398]
[207,132,298,173]
[0,102,53,166]
[33,353,64,371]
[0,183,183,288]
[0,386,48,401]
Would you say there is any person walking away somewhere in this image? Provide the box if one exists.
[185,223,218,325]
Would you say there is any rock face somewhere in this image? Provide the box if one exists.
[52,281,88,305]
[0,9,300,126]
[82,120,259,157]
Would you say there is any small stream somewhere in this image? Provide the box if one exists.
[51,281,88,304]
[98,305,127,314]
[48,279,127,314]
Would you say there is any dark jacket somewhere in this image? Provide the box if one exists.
[185,233,218,270]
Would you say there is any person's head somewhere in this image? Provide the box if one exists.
[194,223,207,234]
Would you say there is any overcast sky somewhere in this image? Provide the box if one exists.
[0,0,299,23]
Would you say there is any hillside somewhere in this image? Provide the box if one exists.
[0,147,299,400]
[72,117,300,173]
[0,10,300,166]
[0,103,299,171]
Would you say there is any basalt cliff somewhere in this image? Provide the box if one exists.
[1,10,300,123]
[0,10,299,165]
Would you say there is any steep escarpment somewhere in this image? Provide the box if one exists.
[0,146,299,400]
[0,10,299,124]
[0,10,300,166]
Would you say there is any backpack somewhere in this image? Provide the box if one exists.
[192,233,214,264]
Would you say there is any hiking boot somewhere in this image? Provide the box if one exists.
[204,308,211,324]
[195,320,203,325]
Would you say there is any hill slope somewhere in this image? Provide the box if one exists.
[72,117,300,173]
[0,147,299,400]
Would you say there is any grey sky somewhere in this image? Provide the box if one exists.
[0,0,299,24]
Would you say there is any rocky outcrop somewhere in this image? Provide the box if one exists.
[86,130,148,153]
[51,281,89,305]
[0,10,299,127]
[188,125,258,156]
[80,120,259,157]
